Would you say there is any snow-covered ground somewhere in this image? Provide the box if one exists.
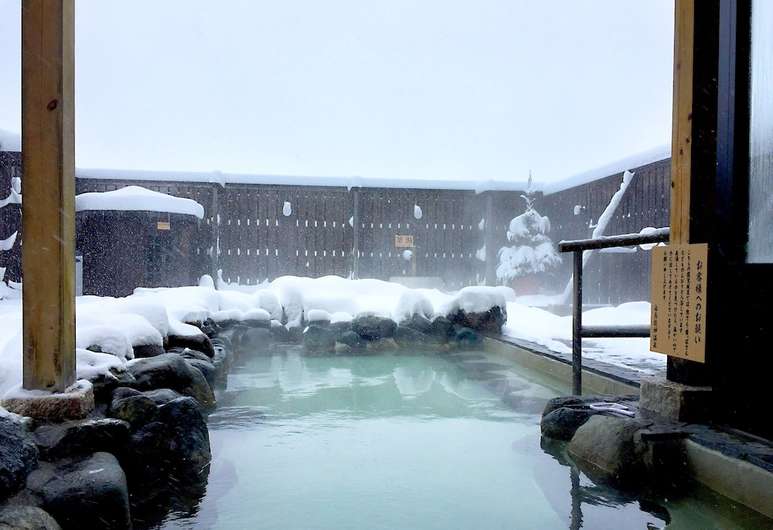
[0,276,663,397]
[504,300,665,375]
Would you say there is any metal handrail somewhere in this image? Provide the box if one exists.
[559,227,670,395]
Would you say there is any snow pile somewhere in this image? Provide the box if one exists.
[0,275,513,396]
[75,185,205,219]
[440,286,508,316]
[503,300,665,374]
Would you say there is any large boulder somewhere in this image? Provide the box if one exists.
[540,406,595,441]
[132,343,166,358]
[394,326,437,349]
[25,452,131,530]
[0,505,60,530]
[567,415,653,486]
[0,415,38,498]
[447,305,506,333]
[167,333,215,357]
[337,330,364,349]
[126,353,215,409]
[428,316,453,341]
[303,325,336,354]
[403,313,433,334]
[125,397,211,474]
[351,316,397,341]
[108,387,160,429]
[34,418,130,460]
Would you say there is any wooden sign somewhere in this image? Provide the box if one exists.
[157,221,171,231]
[650,243,708,363]
[394,235,414,248]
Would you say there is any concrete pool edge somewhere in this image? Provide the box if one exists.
[482,337,640,395]
[483,336,773,521]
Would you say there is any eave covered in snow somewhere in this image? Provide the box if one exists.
[75,185,205,219]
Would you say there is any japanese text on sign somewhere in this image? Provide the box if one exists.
[650,243,708,363]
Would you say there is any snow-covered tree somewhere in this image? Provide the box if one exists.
[496,175,560,282]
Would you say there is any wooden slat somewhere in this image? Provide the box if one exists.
[670,0,694,244]
[21,0,76,391]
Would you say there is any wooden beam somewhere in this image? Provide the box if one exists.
[670,0,695,244]
[21,0,76,392]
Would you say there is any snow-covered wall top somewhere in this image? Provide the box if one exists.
[75,185,205,219]
[76,167,531,193]
[0,129,21,153]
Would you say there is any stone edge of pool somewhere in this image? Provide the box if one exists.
[482,335,773,521]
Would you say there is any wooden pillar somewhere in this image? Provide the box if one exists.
[21,0,76,392]
[670,0,695,246]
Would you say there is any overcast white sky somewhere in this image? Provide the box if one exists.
[0,0,674,183]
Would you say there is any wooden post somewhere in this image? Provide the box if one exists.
[483,192,497,285]
[21,0,76,392]
[351,189,360,278]
[670,0,694,245]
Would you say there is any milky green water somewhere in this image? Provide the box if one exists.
[158,348,769,530]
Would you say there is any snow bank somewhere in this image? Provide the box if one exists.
[503,300,665,374]
[75,185,205,219]
[0,275,513,396]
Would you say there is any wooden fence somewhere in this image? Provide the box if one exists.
[1,151,671,304]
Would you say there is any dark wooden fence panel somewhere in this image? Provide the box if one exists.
[0,153,671,303]
[0,152,22,283]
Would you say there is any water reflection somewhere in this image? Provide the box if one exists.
[156,348,765,530]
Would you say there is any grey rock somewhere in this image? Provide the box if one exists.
[568,415,653,486]
[108,388,159,429]
[167,333,215,357]
[303,325,336,353]
[394,326,437,349]
[448,305,506,333]
[87,368,136,405]
[0,416,38,497]
[141,388,183,406]
[127,353,216,409]
[0,505,61,530]
[34,418,130,460]
[403,313,433,333]
[337,330,365,349]
[453,326,481,346]
[126,397,210,474]
[352,316,397,341]
[543,394,638,417]
[25,452,131,530]
[429,316,454,340]
[186,358,217,387]
[199,318,218,337]
[540,407,594,441]
[132,343,166,358]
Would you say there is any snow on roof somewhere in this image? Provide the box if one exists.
[76,145,671,194]
[0,129,21,152]
[75,185,205,219]
[75,167,530,193]
[540,144,670,195]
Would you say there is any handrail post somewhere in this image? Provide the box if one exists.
[572,250,583,395]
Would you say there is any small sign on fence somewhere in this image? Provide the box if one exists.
[394,235,414,248]
[650,243,708,363]
[157,221,171,231]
